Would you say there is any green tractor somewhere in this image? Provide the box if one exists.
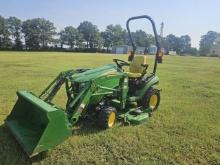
[5,15,161,157]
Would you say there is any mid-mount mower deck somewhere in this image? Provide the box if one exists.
[5,15,162,157]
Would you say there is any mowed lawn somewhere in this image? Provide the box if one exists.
[0,51,219,164]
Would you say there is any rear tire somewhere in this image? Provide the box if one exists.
[98,106,117,129]
[139,87,160,113]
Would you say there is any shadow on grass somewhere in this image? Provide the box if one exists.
[0,123,60,164]
[73,119,104,136]
[0,124,31,165]
[0,119,108,164]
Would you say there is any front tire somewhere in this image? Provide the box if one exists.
[98,106,117,129]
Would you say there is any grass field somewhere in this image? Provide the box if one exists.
[0,51,220,164]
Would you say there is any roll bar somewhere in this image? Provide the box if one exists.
[126,15,161,74]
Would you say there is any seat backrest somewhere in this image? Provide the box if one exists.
[129,55,147,73]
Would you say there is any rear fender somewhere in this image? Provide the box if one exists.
[136,75,159,98]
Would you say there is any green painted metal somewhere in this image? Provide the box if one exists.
[70,64,123,82]
[69,64,124,106]
[118,108,151,124]
[5,91,71,157]
[120,77,129,110]
[125,112,150,124]
[67,83,93,124]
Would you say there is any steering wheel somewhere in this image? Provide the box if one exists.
[113,59,129,69]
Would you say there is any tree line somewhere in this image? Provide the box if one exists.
[0,15,219,55]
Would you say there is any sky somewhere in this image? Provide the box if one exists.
[1,0,220,48]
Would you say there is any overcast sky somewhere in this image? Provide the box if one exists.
[1,0,220,48]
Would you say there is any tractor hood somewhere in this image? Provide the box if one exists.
[70,64,123,82]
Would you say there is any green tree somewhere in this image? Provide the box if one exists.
[52,38,61,49]
[0,15,11,49]
[165,34,182,53]
[110,24,126,46]
[77,21,100,48]
[179,35,191,54]
[38,18,56,48]
[59,30,66,48]
[22,18,56,50]
[199,31,219,55]
[101,24,127,50]
[75,32,84,48]
[158,36,167,48]
[22,19,40,49]
[164,34,193,54]
[188,47,198,55]
[130,30,154,47]
[166,34,177,50]
[101,31,112,51]
[60,26,83,49]
[7,17,23,49]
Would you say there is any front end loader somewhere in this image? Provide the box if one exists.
[5,15,162,157]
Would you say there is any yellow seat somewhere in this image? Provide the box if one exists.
[125,72,142,78]
[125,55,147,78]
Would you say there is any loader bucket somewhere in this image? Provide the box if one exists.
[5,91,72,157]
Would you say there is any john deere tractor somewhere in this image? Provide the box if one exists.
[5,15,161,157]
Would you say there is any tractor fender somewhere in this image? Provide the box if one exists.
[136,75,159,99]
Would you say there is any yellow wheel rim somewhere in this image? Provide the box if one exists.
[149,94,158,109]
[108,112,116,127]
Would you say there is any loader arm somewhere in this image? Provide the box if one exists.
[39,69,88,102]
[66,82,93,124]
